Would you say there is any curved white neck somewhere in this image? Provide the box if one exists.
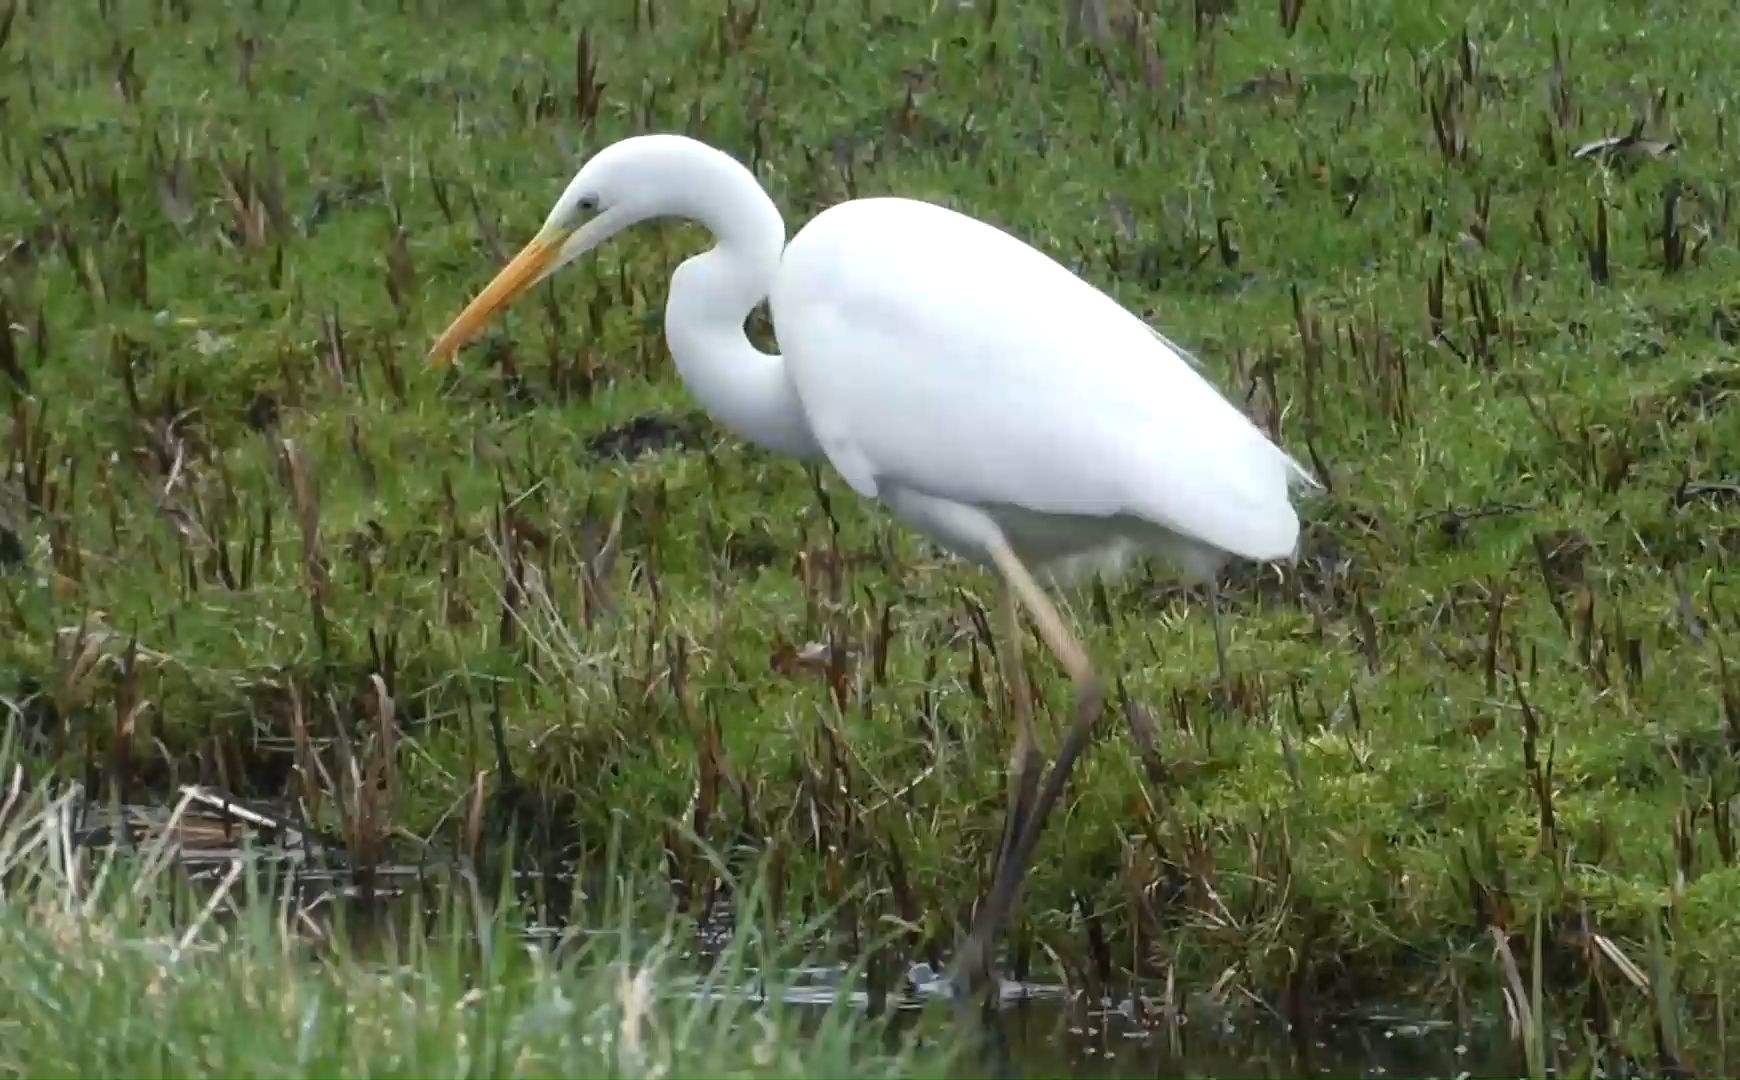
[660,161,821,461]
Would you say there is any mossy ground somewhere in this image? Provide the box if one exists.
[2,0,1738,1072]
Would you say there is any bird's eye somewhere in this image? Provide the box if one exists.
[576,194,599,212]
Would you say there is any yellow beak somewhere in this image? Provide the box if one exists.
[427,226,568,365]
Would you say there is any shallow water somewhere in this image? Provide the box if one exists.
[668,960,1518,1078]
[116,807,1517,1079]
[968,1000,1504,1079]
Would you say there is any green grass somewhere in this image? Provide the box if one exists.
[3,0,1739,1073]
[0,741,949,1077]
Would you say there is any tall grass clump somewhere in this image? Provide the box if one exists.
[0,726,951,1079]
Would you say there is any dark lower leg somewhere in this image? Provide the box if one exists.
[955,538,1106,1000]
[979,669,1103,939]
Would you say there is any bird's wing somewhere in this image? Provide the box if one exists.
[1145,324,1206,370]
[772,197,1315,563]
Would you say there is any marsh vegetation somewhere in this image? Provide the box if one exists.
[1,0,1738,1073]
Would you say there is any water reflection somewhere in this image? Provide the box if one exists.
[667,959,1513,1078]
[109,811,1513,1080]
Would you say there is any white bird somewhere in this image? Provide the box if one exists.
[428,132,1319,989]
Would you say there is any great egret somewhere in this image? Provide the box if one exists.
[428,133,1319,991]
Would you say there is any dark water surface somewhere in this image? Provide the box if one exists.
[125,814,1514,1080]
[668,960,1518,1078]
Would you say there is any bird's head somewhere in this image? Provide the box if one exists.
[427,134,710,364]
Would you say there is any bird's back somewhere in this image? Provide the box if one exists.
[771,197,1315,564]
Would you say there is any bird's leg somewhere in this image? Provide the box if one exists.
[993,583,1041,889]
[954,537,1106,1002]
[1208,577,1231,708]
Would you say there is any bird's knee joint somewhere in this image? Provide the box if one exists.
[1074,671,1107,710]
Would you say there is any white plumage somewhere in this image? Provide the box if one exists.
[774,194,1317,586]
[428,132,1321,988]
[430,133,1316,591]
